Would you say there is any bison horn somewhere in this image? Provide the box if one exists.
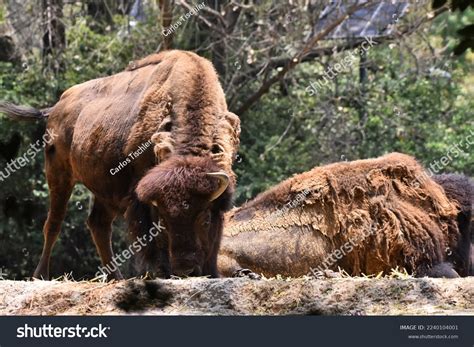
[206,172,230,202]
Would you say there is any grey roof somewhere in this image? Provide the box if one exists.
[315,1,410,39]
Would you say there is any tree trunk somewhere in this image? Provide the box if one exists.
[205,0,226,77]
[159,0,174,50]
[41,0,65,57]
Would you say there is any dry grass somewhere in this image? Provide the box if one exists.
[0,275,472,316]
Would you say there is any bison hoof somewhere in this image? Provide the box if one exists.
[232,268,261,280]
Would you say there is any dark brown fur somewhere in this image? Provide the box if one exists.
[1,50,240,280]
[136,156,233,277]
[433,174,473,276]
[220,153,465,278]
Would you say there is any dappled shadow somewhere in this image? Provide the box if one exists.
[115,280,173,313]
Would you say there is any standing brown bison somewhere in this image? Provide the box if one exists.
[0,50,240,280]
[220,153,471,278]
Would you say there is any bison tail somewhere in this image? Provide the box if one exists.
[0,101,50,120]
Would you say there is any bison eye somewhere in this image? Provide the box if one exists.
[211,144,223,154]
[151,201,159,207]
[163,121,172,132]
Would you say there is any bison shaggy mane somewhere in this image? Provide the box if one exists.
[221,153,462,277]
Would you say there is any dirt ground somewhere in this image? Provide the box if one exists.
[0,277,473,315]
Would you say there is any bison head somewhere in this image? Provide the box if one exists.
[135,155,233,277]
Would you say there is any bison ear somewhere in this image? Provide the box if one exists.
[151,132,174,163]
[155,144,172,162]
[225,112,241,137]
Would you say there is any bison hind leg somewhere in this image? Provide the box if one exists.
[87,197,123,281]
[33,148,75,280]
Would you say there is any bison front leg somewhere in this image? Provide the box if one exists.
[202,251,220,278]
[154,230,171,278]
[201,214,225,278]
[87,198,123,280]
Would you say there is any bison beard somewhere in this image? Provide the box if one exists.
[220,153,468,278]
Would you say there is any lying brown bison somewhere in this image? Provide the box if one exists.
[0,50,240,280]
[219,153,472,278]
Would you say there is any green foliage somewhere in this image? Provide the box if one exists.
[0,12,148,279]
[432,0,474,55]
[233,19,473,204]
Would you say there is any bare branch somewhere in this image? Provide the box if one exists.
[233,39,367,86]
[176,0,228,36]
[236,1,373,116]
[234,2,449,116]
